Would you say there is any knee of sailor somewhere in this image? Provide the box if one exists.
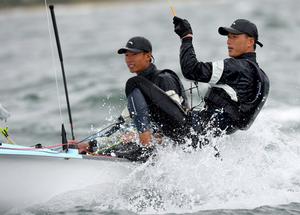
[125,76,139,96]
[128,88,144,101]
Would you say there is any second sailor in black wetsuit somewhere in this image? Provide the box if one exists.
[115,36,189,160]
[173,18,269,139]
[75,37,189,161]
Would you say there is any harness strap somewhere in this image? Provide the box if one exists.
[125,75,187,124]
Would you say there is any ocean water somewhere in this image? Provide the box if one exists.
[1,0,300,214]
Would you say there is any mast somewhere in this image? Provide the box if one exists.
[49,5,75,143]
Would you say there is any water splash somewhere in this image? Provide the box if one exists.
[18,112,299,215]
[112,113,300,213]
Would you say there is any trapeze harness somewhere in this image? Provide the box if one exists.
[125,69,189,141]
[204,60,270,131]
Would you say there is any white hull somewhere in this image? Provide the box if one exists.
[0,142,129,161]
[0,143,134,213]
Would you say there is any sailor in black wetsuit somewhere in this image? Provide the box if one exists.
[115,36,188,161]
[173,18,269,140]
[73,37,188,161]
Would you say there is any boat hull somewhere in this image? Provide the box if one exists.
[0,142,129,161]
[0,143,133,213]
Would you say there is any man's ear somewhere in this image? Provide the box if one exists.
[248,37,255,49]
[146,52,152,62]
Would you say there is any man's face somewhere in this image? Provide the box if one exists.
[227,33,255,57]
[125,51,151,74]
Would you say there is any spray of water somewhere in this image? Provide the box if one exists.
[6,110,300,214]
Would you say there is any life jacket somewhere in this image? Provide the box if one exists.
[125,69,189,141]
[204,60,269,130]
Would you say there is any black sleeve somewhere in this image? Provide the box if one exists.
[180,37,213,82]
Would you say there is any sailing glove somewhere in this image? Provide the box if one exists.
[173,16,193,38]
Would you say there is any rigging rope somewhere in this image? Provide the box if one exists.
[166,0,176,16]
[44,0,63,124]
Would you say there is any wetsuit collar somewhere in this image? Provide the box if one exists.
[138,63,157,78]
[236,52,257,63]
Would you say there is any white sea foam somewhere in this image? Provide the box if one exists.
[111,114,300,213]
[22,112,299,214]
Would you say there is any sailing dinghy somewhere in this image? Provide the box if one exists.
[0,142,130,162]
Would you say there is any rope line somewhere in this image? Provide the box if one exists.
[166,0,176,16]
[44,0,63,124]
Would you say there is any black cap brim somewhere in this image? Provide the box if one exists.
[219,26,263,48]
[218,26,243,35]
[256,40,263,47]
[117,48,143,54]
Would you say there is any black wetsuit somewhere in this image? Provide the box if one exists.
[113,64,188,162]
[126,63,188,142]
[180,37,269,136]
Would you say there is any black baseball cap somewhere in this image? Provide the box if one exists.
[118,36,152,54]
[218,19,263,47]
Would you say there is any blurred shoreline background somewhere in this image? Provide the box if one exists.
[0,0,147,9]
